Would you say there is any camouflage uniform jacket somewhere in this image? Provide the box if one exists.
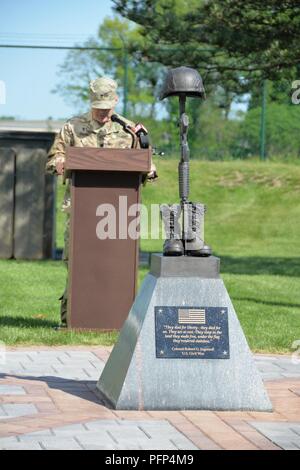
[46,111,156,212]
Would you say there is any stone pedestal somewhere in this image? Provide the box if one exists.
[97,254,272,411]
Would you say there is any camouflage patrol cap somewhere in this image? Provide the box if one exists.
[89,77,118,109]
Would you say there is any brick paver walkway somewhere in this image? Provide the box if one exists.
[0,347,299,450]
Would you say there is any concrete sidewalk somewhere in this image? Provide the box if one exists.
[0,347,299,450]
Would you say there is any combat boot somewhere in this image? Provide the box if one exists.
[185,203,212,257]
[160,203,184,256]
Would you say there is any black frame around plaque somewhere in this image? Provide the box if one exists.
[155,306,230,359]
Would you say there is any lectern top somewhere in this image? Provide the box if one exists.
[65,147,151,173]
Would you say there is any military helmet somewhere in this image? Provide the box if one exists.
[160,66,205,100]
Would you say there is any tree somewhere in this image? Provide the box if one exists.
[53,16,164,118]
[236,103,300,158]
[113,0,300,89]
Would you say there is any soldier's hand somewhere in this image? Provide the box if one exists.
[55,158,65,175]
[147,162,158,182]
[147,170,158,181]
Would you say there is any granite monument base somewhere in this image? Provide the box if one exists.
[97,254,272,411]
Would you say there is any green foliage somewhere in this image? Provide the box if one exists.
[113,0,300,86]
[236,103,300,159]
[0,116,15,120]
[136,98,300,162]
[139,96,300,161]
[53,16,164,118]
[51,7,300,162]
[249,79,296,109]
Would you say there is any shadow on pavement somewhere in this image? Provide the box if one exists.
[0,373,114,408]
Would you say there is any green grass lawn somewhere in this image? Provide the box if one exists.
[0,160,300,352]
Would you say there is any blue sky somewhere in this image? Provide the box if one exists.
[0,0,115,119]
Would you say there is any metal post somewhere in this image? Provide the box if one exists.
[123,48,128,116]
[260,80,267,161]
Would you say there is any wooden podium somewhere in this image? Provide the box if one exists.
[65,147,151,330]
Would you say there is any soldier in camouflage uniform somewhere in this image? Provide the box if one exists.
[46,77,157,328]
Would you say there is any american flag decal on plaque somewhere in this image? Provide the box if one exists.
[178,308,206,324]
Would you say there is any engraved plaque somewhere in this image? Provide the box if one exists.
[155,306,230,359]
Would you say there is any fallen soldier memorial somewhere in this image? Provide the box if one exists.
[97,67,273,411]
